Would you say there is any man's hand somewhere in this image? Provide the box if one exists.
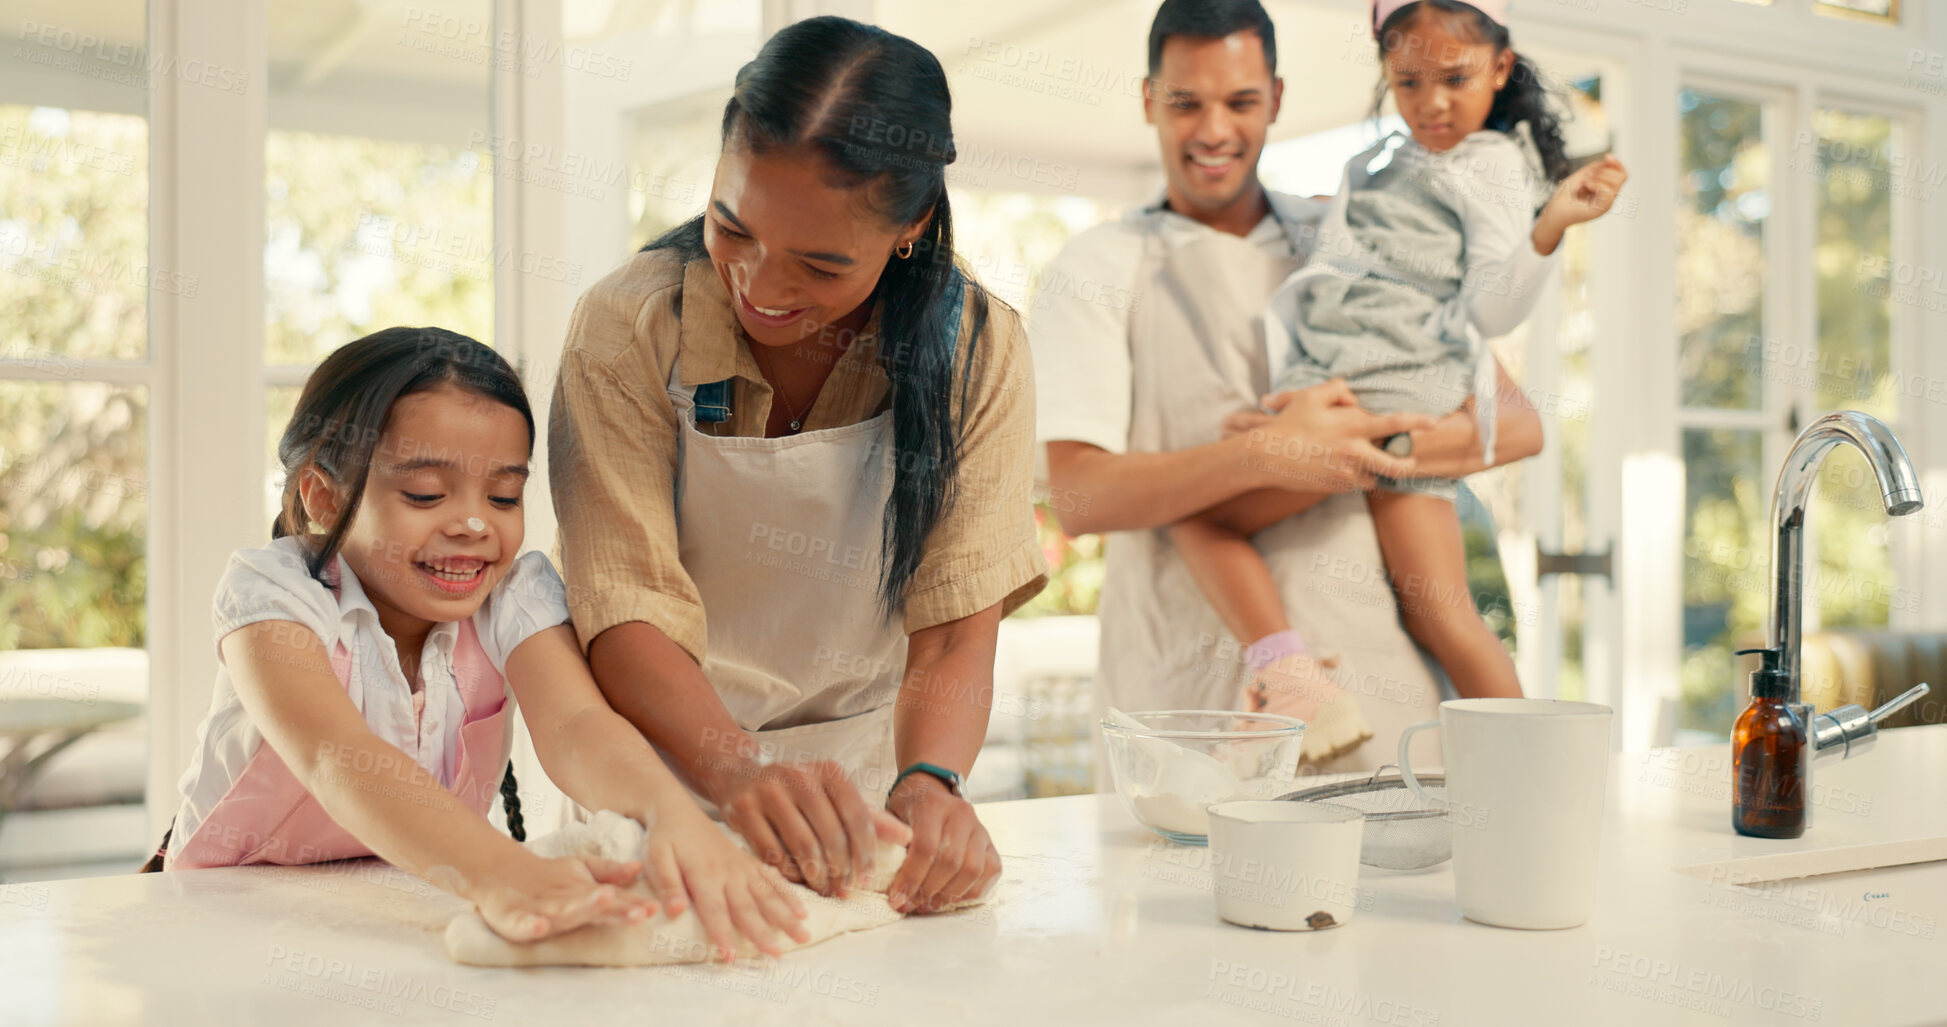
[1221,407,1273,438]
[1233,380,1433,492]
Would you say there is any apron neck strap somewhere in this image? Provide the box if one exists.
[1146,189,1308,259]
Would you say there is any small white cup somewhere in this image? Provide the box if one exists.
[1399,698,1612,930]
[1206,800,1365,931]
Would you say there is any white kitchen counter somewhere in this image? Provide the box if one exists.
[4,726,1945,1027]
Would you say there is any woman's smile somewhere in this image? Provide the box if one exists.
[738,290,812,328]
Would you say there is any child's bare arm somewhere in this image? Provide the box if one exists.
[220,621,655,940]
[507,624,718,839]
[505,623,811,960]
[1534,154,1629,255]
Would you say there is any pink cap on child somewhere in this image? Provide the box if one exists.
[1372,0,1511,38]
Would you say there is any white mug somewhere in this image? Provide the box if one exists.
[1399,698,1612,930]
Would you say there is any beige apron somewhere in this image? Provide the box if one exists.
[659,271,967,804]
[664,366,905,806]
[1095,208,1444,778]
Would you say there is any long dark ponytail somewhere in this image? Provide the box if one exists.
[645,16,987,617]
[1373,0,1571,183]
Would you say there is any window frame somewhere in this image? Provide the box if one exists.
[1663,49,1929,740]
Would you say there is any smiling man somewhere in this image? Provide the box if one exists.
[1029,0,1545,773]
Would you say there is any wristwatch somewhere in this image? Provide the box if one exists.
[892,761,963,798]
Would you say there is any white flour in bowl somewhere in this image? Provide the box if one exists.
[1131,792,1224,836]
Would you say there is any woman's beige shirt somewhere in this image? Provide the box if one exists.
[548,248,1048,662]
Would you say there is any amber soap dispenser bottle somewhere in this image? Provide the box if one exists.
[1731,646,1810,838]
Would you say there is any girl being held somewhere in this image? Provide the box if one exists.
[157,327,828,959]
[1171,0,1629,757]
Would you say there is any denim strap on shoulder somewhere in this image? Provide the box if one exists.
[940,266,966,347]
[691,378,733,423]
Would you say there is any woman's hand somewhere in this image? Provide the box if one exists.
[884,774,1001,914]
[1535,154,1629,253]
[459,850,657,944]
[718,759,912,898]
[638,805,812,961]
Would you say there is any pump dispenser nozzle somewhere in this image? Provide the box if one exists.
[1734,646,1790,701]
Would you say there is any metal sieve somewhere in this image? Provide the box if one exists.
[1279,765,1450,870]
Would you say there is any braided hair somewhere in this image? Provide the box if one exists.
[498,766,525,842]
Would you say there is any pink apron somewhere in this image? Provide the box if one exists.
[166,618,511,870]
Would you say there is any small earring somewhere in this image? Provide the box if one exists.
[896,241,915,259]
[306,519,327,534]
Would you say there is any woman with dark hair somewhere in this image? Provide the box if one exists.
[550,16,1046,915]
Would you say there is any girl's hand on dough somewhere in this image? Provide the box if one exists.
[643,807,811,962]
[468,850,657,944]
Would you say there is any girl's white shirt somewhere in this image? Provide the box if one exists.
[168,536,570,852]
[1404,126,1562,338]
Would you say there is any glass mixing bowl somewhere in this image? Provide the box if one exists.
[1100,710,1305,844]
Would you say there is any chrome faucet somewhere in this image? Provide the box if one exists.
[1763,410,1930,761]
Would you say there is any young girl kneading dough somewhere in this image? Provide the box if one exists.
[153,327,812,961]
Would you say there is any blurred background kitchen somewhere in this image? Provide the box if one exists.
[3,0,1943,881]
